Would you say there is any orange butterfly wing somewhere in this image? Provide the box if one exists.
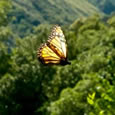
[47,25,67,58]
[37,43,61,65]
[37,25,70,65]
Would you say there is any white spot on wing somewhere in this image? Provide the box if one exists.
[55,32,58,36]
[59,33,63,37]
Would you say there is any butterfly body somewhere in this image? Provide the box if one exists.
[37,25,71,65]
[60,58,71,65]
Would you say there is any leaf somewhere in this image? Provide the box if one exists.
[87,97,94,105]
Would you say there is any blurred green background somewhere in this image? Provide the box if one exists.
[0,0,115,114]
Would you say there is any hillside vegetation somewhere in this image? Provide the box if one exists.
[87,0,115,14]
[11,0,115,37]
[11,0,102,37]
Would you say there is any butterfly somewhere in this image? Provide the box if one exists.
[37,25,71,65]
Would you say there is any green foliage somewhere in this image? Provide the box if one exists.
[0,0,12,77]
[107,16,115,27]
[87,92,96,105]
[49,87,86,115]
[0,0,12,26]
